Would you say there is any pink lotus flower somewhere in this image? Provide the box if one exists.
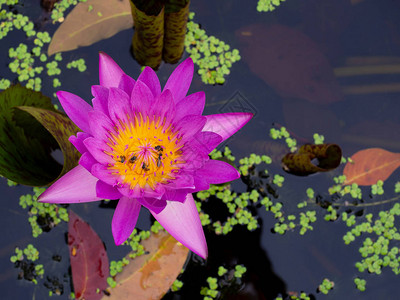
[39,52,252,259]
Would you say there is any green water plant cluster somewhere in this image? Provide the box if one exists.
[19,187,69,237]
[354,277,366,292]
[268,190,317,236]
[197,145,320,237]
[318,278,334,294]
[197,184,260,235]
[200,265,247,300]
[0,0,33,39]
[66,58,87,72]
[10,244,44,284]
[185,12,241,85]
[50,0,88,23]
[344,203,400,276]
[270,127,297,152]
[171,279,184,292]
[257,0,286,12]
[1,2,87,93]
[275,292,311,300]
[328,178,362,199]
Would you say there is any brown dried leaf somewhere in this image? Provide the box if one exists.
[282,144,342,176]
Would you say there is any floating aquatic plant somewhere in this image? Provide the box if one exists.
[257,0,286,12]
[318,278,334,294]
[10,244,44,285]
[185,12,241,85]
[19,187,69,237]
[200,264,247,300]
[50,0,88,23]
[1,3,87,92]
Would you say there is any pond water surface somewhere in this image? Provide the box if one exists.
[2,0,400,299]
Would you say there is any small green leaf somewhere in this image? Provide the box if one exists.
[17,106,81,184]
[0,85,60,185]
[0,85,81,186]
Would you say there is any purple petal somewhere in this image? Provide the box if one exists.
[91,85,109,116]
[91,164,119,186]
[151,194,207,259]
[131,80,155,114]
[137,66,161,98]
[78,152,97,172]
[137,197,166,214]
[57,91,92,133]
[163,58,194,102]
[196,160,240,184]
[162,189,189,203]
[38,165,101,203]
[118,184,143,199]
[203,112,253,143]
[150,89,175,123]
[166,173,195,189]
[99,52,125,88]
[108,87,132,126]
[96,180,122,200]
[176,115,206,142]
[142,184,165,199]
[112,196,141,245]
[174,91,205,121]
[83,137,113,165]
[68,132,91,154]
[179,150,208,172]
[118,74,136,96]
[88,110,116,140]
[193,175,210,192]
[189,131,222,155]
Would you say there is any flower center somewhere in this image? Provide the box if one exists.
[105,114,184,190]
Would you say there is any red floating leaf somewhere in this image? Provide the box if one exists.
[68,211,109,300]
[343,148,400,186]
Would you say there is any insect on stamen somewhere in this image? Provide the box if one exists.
[142,163,150,171]
[157,153,162,168]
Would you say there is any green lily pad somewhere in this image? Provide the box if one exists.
[0,85,80,186]
[18,106,81,183]
[282,144,342,176]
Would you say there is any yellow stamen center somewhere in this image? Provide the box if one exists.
[105,114,184,189]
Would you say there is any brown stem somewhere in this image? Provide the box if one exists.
[130,1,164,69]
[163,0,190,64]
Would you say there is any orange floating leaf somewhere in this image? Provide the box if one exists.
[68,211,109,300]
[104,231,189,300]
[343,148,400,186]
